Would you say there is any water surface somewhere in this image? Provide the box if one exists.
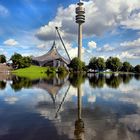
[0,74,140,140]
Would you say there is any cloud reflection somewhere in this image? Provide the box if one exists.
[0,74,140,139]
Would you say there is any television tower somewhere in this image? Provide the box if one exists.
[75,0,85,60]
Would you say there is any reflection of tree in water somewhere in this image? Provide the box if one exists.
[0,81,6,90]
[134,74,140,81]
[89,74,105,88]
[69,73,86,88]
[11,75,68,106]
[58,72,68,80]
[120,74,133,84]
[11,76,33,91]
[106,74,123,88]
[88,74,135,89]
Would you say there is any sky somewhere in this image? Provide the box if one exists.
[0,0,140,65]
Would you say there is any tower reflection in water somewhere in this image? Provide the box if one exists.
[74,85,85,140]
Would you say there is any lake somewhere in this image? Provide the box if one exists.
[0,73,140,140]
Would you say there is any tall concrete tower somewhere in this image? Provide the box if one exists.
[75,0,85,60]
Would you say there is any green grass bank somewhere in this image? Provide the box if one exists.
[12,65,49,80]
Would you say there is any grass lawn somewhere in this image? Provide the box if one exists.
[12,65,49,80]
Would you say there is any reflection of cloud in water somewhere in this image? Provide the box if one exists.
[36,107,57,120]
[120,114,140,131]
[101,93,114,100]
[35,101,62,121]
[57,85,77,102]
[118,83,140,94]
[88,95,96,103]
[4,96,19,104]
[84,79,140,109]
[117,84,140,107]
[0,126,9,136]
[52,108,140,140]
[0,76,140,139]
[119,96,140,107]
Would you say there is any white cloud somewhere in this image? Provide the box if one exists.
[120,38,140,48]
[121,11,140,30]
[88,41,97,49]
[0,48,8,55]
[36,22,61,41]
[89,0,140,33]
[0,5,9,17]
[34,0,140,64]
[67,47,85,58]
[3,39,19,46]
[117,51,140,59]
[37,43,46,49]
[0,48,4,52]
[97,44,114,52]
[117,38,140,60]
[36,0,140,43]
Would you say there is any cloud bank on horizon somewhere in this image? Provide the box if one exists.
[0,0,140,65]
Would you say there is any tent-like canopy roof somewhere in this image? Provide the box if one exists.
[32,41,70,65]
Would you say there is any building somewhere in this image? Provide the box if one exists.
[32,41,70,67]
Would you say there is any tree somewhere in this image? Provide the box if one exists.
[88,57,98,71]
[10,53,31,69]
[10,53,22,68]
[68,57,85,71]
[18,56,32,68]
[106,57,122,72]
[134,65,140,73]
[96,57,106,71]
[0,54,6,63]
[121,61,132,72]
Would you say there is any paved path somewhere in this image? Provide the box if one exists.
[0,64,12,81]
[0,64,11,73]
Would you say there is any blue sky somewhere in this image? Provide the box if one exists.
[0,0,140,65]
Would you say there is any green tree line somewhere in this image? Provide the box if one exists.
[0,53,32,69]
[69,57,140,73]
[1,53,140,73]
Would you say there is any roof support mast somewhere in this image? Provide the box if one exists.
[55,27,71,61]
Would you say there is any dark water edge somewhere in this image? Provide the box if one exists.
[0,73,140,140]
